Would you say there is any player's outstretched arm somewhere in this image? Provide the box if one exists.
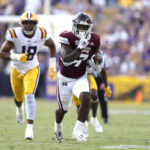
[45,37,56,80]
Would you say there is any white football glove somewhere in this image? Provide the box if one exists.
[77,37,89,49]
[89,55,104,72]
[10,51,28,62]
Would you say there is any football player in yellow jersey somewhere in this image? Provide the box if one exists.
[0,11,56,140]
[72,51,112,136]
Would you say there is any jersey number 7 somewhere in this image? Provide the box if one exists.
[22,46,37,60]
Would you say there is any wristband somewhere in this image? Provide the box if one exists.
[49,57,56,70]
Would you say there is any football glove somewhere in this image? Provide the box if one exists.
[48,67,56,80]
[10,51,28,62]
[19,53,28,62]
[77,37,89,49]
[104,86,112,98]
[88,55,104,72]
[48,57,56,80]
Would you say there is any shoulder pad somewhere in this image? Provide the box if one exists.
[8,28,17,39]
[91,32,100,47]
[59,31,78,46]
[39,27,47,39]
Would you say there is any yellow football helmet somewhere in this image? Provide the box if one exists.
[20,11,38,36]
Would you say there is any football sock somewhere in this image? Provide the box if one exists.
[25,94,36,120]
[74,120,84,129]
[55,121,63,132]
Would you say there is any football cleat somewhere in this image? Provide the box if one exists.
[90,117,103,133]
[25,126,33,140]
[72,127,87,142]
[54,122,64,143]
[72,124,87,142]
[16,103,24,124]
[55,131,64,143]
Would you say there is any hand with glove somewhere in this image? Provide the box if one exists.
[104,86,112,98]
[10,51,28,62]
[88,54,104,72]
[77,36,89,49]
[48,57,56,80]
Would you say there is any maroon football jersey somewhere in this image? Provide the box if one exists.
[59,31,100,78]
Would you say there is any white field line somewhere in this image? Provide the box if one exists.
[0,141,150,149]
[109,110,150,115]
[100,145,150,149]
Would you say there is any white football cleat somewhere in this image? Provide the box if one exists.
[55,131,64,143]
[72,128,87,142]
[25,125,33,140]
[54,122,64,143]
[90,117,103,133]
[16,103,24,124]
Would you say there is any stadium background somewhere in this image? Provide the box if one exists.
[0,0,150,103]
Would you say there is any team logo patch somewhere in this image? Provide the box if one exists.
[62,82,68,86]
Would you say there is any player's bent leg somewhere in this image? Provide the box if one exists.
[54,109,67,143]
[25,94,36,140]
[78,92,90,122]
[14,98,24,124]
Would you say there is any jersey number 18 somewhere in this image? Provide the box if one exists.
[22,46,37,60]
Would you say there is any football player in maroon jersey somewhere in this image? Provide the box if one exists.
[54,12,102,143]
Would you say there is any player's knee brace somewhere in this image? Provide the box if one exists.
[25,94,36,120]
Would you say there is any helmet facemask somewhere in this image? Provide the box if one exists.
[72,12,93,40]
[21,21,37,36]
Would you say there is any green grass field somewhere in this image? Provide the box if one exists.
[0,97,150,150]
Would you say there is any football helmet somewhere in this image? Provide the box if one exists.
[20,11,38,36]
[72,12,93,40]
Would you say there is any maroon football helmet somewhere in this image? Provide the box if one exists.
[72,12,93,40]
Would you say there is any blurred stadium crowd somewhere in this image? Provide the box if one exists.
[0,0,150,97]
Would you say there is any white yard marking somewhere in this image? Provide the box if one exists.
[100,145,150,149]
[110,110,150,115]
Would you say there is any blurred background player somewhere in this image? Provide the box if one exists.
[94,52,111,124]
[0,11,56,140]
[54,12,102,143]
[72,50,112,137]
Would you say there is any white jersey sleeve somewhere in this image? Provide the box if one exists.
[5,28,17,42]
